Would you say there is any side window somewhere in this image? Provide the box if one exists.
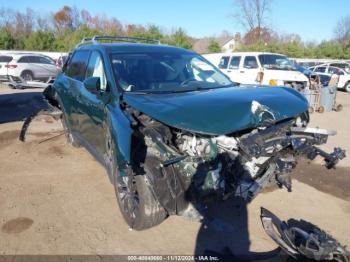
[229,56,241,69]
[218,56,229,69]
[66,50,90,81]
[38,56,55,65]
[243,56,258,69]
[85,51,107,91]
[315,67,326,73]
[328,67,340,75]
[17,56,29,63]
[30,56,40,63]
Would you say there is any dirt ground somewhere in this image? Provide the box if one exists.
[0,86,349,258]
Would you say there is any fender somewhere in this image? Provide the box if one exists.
[106,101,133,169]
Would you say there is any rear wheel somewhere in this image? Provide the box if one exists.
[20,71,33,82]
[345,82,350,93]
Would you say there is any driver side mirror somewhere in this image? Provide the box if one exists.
[83,77,100,93]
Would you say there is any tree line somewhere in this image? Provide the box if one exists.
[0,6,193,52]
[0,4,350,59]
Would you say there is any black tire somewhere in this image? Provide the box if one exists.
[20,71,33,82]
[113,164,167,230]
[111,139,167,230]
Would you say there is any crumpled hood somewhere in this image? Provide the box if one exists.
[123,86,308,135]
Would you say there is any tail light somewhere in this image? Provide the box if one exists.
[5,64,17,69]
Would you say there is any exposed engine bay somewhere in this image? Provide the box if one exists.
[126,105,346,217]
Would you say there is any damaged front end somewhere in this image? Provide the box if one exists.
[125,104,345,218]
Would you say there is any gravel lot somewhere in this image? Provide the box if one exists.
[0,86,349,258]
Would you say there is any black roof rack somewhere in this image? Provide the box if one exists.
[76,35,161,48]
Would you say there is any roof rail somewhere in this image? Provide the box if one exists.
[76,35,161,48]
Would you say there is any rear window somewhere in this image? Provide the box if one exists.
[66,50,90,81]
[0,56,13,63]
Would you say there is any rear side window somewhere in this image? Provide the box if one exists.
[328,67,340,74]
[37,56,55,65]
[315,67,326,73]
[0,56,13,63]
[18,56,30,63]
[66,50,90,81]
[229,56,241,69]
[218,56,229,69]
[243,56,258,69]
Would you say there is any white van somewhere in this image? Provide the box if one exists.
[204,52,309,89]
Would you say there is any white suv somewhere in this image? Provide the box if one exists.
[204,52,309,90]
[309,64,350,92]
[0,53,61,83]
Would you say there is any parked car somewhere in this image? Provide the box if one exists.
[294,63,331,87]
[309,64,350,92]
[0,53,61,83]
[56,55,68,68]
[203,52,309,89]
[50,36,345,230]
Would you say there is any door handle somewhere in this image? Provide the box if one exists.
[240,71,245,73]
[227,70,232,73]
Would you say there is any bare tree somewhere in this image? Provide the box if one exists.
[233,0,271,41]
[0,7,16,31]
[334,16,350,47]
[14,8,34,36]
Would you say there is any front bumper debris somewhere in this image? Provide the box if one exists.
[260,207,350,261]
[235,122,346,201]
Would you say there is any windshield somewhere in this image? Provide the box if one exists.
[111,52,233,93]
[258,54,296,71]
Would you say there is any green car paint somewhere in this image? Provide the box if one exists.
[123,85,308,135]
[53,43,308,171]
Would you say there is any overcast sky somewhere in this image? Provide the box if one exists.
[1,0,349,42]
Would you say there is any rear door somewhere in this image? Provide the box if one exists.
[60,50,90,133]
[36,56,60,78]
[240,56,260,84]
[226,55,242,83]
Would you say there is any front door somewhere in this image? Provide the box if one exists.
[79,51,109,158]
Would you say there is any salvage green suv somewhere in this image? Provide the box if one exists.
[52,36,345,230]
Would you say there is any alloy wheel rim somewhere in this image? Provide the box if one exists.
[116,171,140,220]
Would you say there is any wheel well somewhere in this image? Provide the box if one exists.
[21,70,34,77]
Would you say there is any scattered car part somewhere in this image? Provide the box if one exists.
[260,207,350,262]
[19,84,62,142]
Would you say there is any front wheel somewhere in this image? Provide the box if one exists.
[113,167,167,230]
